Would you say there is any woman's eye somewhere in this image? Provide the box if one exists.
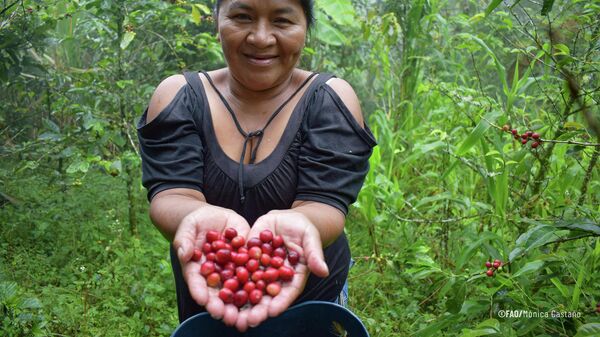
[274,17,292,24]
[232,14,252,21]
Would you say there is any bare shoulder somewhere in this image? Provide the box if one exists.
[325,77,364,127]
[146,74,187,123]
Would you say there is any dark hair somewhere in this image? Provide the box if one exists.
[214,0,314,30]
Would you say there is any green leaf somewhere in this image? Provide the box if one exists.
[66,159,90,174]
[575,323,600,337]
[512,260,544,277]
[191,4,201,25]
[541,0,555,15]
[446,280,466,314]
[485,0,503,16]
[120,31,136,50]
[554,219,600,235]
[317,0,356,26]
[456,112,500,156]
[414,314,458,337]
[314,12,347,46]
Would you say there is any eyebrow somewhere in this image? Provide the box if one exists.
[228,2,299,15]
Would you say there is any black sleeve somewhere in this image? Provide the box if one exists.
[136,84,204,201]
[296,84,377,214]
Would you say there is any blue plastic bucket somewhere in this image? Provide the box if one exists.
[171,301,370,337]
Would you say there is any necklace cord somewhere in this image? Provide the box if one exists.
[202,71,317,204]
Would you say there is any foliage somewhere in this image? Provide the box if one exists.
[1,0,599,336]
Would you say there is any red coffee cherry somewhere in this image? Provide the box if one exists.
[532,133,540,140]
[260,230,274,243]
[206,272,221,287]
[206,230,220,243]
[223,278,240,292]
[247,238,262,248]
[270,256,284,269]
[272,235,284,248]
[219,288,234,304]
[287,250,300,265]
[486,269,494,277]
[231,236,245,249]
[192,248,203,262]
[224,228,238,241]
[531,141,540,148]
[215,249,232,264]
[278,266,294,282]
[248,246,262,260]
[249,289,263,305]
[234,290,248,308]
[246,259,260,273]
[243,281,256,294]
[200,261,216,276]
[236,266,250,284]
[511,129,518,135]
[266,282,282,297]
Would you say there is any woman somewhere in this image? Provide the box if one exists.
[137,0,376,332]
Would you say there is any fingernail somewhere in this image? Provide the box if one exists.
[178,247,184,259]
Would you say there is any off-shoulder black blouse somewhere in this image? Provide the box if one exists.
[137,71,376,322]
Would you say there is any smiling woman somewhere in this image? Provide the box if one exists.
[136,0,376,333]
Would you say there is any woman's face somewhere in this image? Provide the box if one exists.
[217,0,307,91]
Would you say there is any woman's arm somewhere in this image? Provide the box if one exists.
[290,200,345,248]
[150,188,207,241]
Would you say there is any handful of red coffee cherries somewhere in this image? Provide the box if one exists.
[193,228,299,308]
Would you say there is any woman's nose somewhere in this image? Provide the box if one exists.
[247,20,276,48]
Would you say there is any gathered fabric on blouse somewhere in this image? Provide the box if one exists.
[137,71,377,322]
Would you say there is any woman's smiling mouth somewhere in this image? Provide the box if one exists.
[244,54,279,66]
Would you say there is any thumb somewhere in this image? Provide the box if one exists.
[173,218,196,263]
[302,228,329,278]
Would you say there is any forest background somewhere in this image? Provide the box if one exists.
[1,0,599,336]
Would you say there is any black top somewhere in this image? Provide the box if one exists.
[137,71,376,322]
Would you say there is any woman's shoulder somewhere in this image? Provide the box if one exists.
[304,72,365,129]
[146,74,188,124]
[323,77,364,128]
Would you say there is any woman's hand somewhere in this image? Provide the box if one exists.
[173,204,251,326]
[234,210,330,331]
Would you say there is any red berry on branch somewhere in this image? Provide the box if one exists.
[532,133,540,140]
[531,141,540,148]
[485,261,492,268]
[486,269,494,277]
[526,131,533,137]
[521,134,528,139]
[511,129,518,135]
[521,139,528,145]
